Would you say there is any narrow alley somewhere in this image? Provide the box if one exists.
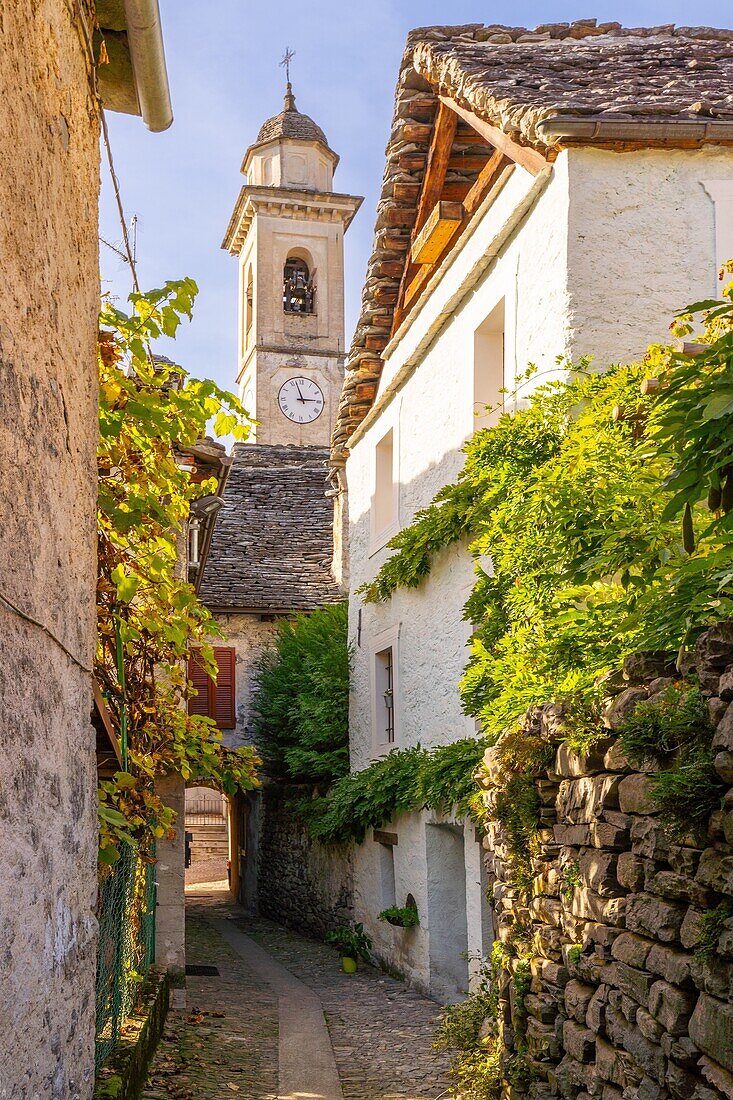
[141,882,452,1100]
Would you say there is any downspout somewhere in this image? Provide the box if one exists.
[536,117,733,146]
[123,0,173,132]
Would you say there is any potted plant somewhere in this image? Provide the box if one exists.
[378,904,420,929]
[325,923,373,973]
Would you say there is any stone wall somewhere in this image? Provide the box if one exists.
[0,3,100,1095]
[257,783,353,939]
[479,629,733,1100]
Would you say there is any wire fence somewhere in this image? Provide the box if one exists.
[95,842,157,1072]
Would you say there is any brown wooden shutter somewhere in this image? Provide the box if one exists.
[212,646,236,729]
[188,647,236,729]
[188,650,213,718]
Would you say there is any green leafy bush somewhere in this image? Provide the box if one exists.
[618,685,711,767]
[252,602,350,784]
[650,747,726,841]
[695,901,733,961]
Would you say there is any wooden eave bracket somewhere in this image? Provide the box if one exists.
[438,96,552,177]
[93,677,123,768]
[411,200,464,264]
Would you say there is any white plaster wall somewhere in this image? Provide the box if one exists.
[345,143,733,999]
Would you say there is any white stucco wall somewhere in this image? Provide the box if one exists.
[345,143,733,1000]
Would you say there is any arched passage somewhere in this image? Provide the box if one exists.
[184,785,230,888]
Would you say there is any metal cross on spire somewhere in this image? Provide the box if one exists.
[280,47,296,85]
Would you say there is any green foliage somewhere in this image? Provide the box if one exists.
[302,739,486,845]
[97,282,259,857]
[695,901,733,962]
[378,905,420,928]
[650,747,726,842]
[325,923,373,961]
[560,861,583,900]
[494,776,542,895]
[360,278,733,754]
[253,603,350,784]
[567,944,583,966]
[618,685,711,767]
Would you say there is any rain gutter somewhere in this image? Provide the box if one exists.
[536,117,733,145]
[123,0,173,132]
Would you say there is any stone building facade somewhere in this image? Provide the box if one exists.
[0,3,171,1094]
[197,85,360,923]
[332,22,733,1002]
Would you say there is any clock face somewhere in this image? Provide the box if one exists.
[278,376,324,424]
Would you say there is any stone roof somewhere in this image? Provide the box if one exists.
[330,21,733,467]
[197,444,340,613]
[253,84,330,150]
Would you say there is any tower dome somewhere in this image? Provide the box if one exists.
[256,83,329,148]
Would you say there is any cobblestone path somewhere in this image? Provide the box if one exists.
[142,888,452,1100]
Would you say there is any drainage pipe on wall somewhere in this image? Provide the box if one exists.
[123,0,173,132]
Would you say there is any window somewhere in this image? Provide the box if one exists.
[245,267,253,344]
[283,256,315,314]
[376,647,395,744]
[371,428,397,549]
[473,299,505,432]
[188,647,236,729]
[371,625,399,751]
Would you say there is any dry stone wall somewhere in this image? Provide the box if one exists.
[479,627,733,1100]
[257,783,353,939]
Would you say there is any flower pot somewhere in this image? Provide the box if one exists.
[341,956,358,974]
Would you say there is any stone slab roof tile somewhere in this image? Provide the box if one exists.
[330,21,733,469]
[198,444,340,613]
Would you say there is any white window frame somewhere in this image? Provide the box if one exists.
[369,422,400,555]
[472,297,505,435]
[370,624,400,755]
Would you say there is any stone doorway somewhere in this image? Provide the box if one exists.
[185,786,229,888]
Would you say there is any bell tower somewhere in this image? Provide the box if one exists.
[222,76,362,447]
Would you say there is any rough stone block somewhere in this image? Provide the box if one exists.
[564,980,595,1024]
[586,984,609,1033]
[631,818,672,860]
[622,1025,666,1083]
[680,907,705,951]
[554,823,592,847]
[697,849,733,896]
[585,922,622,948]
[636,1006,664,1044]
[714,751,733,785]
[578,848,623,898]
[713,704,733,752]
[609,961,655,1007]
[645,869,712,908]
[696,624,733,677]
[646,943,692,987]
[700,1055,733,1099]
[595,1034,640,1088]
[570,888,626,925]
[604,687,649,730]
[689,956,733,1001]
[562,1019,596,1063]
[526,992,558,1024]
[648,979,695,1036]
[617,852,647,891]
[612,932,654,969]
[661,1032,702,1071]
[557,776,621,824]
[636,1077,666,1100]
[556,739,614,778]
[625,893,685,943]
[604,739,635,773]
[588,821,632,850]
[618,775,658,815]
[667,1062,700,1100]
[689,993,733,1074]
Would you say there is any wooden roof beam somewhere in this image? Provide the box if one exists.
[438,96,550,177]
[414,101,459,236]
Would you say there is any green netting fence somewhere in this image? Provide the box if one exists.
[95,842,157,1072]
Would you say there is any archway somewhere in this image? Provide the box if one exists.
[184,785,230,889]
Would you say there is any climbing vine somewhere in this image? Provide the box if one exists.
[97,280,260,862]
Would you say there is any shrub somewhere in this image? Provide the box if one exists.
[618,685,711,767]
[252,602,350,784]
[651,747,726,841]
[695,901,733,961]
[378,905,420,928]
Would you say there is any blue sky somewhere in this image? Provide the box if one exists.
[100,1,732,396]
